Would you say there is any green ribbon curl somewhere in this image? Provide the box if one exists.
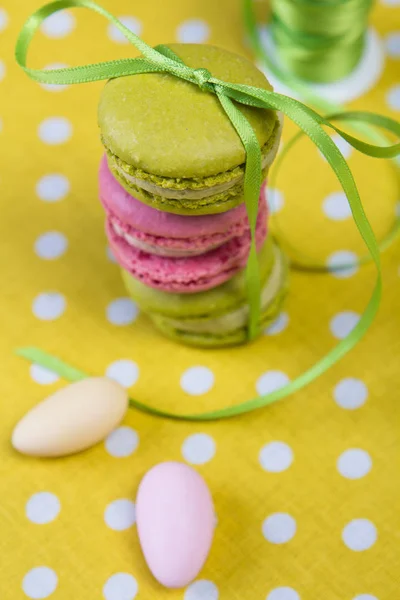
[15,0,400,420]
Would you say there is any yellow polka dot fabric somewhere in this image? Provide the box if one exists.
[1,1,400,599]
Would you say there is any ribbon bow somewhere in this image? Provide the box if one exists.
[15,0,400,420]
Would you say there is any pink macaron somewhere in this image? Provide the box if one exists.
[99,154,268,258]
[107,205,267,293]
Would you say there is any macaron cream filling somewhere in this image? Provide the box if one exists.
[111,220,224,257]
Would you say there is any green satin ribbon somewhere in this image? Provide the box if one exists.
[15,0,400,421]
[270,0,374,83]
[243,0,373,112]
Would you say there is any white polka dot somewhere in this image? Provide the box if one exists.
[108,16,142,44]
[0,8,9,32]
[104,499,136,531]
[259,441,294,473]
[381,0,400,6]
[103,573,138,600]
[106,359,139,388]
[32,292,66,321]
[262,513,297,544]
[182,433,216,465]
[334,378,368,409]
[106,246,117,263]
[337,449,372,479]
[38,117,72,145]
[330,311,360,339]
[40,63,70,92]
[342,519,377,551]
[34,232,68,260]
[180,366,215,395]
[177,19,210,43]
[30,364,59,385]
[264,312,289,335]
[184,580,219,600]
[106,298,138,326]
[0,60,5,82]
[256,370,290,395]
[267,188,284,214]
[327,251,359,278]
[26,492,61,524]
[323,191,351,220]
[105,427,139,458]
[36,174,70,202]
[320,134,353,161]
[40,10,75,38]
[332,135,353,159]
[22,567,58,599]
[267,587,300,600]
[387,85,400,110]
[353,596,378,600]
[384,32,400,57]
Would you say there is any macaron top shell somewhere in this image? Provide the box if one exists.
[98,43,276,179]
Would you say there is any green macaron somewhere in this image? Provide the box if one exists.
[121,238,288,347]
[98,44,282,215]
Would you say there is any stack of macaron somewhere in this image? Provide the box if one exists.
[98,43,287,347]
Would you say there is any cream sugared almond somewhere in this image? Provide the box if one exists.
[12,377,128,457]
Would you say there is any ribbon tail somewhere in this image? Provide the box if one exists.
[222,82,400,160]
[325,112,400,158]
[155,44,185,64]
[217,92,262,340]
[15,347,199,421]
[16,347,87,382]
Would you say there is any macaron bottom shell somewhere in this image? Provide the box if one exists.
[151,285,287,347]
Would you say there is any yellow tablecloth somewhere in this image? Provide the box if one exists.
[1,1,400,599]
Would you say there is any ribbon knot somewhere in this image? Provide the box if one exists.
[192,67,213,91]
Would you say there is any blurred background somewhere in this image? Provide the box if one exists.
[1,1,399,599]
